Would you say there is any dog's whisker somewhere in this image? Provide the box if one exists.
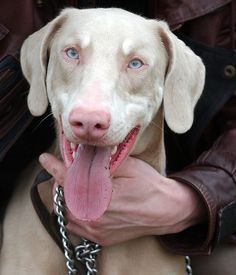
[150,120,165,132]
[32,112,54,132]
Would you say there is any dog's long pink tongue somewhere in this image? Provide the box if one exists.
[64,145,112,221]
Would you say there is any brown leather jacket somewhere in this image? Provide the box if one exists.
[0,0,72,214]
[149,0,236,255]
[1,0,236,255]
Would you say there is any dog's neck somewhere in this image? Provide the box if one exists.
[132,106,166,175]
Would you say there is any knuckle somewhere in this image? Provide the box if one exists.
[88,220,99,229]
[86,225,107,245]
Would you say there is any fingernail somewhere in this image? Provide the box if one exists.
[39,153,47,164]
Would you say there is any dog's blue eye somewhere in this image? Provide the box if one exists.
[128,59,143,69]
[66,48,79,59]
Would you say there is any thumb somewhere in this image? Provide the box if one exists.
[39,153,66,184]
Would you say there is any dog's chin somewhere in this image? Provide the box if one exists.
[60,126,140,174]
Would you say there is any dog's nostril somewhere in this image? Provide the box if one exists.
[95,123,102,129]
[75,122,83,127]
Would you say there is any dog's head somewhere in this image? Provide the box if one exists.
[21,8,205,220]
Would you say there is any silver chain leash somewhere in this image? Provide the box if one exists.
[54,185,192,275]
[54,185,101,275]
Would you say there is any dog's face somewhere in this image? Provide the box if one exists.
[21,8,205,221]
[47,9,166,158]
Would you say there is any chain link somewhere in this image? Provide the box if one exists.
[75,238,101,275]
[54,185,101,275]
[54,185,192,275]
[185,256,192,275]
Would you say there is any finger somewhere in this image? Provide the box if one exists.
[112,156,144,177]
[68,225,97,244]
[39,153,66,183]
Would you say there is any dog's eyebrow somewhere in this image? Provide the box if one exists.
[122,39,144,56]
[65,33,91,49]
[79,34,91,49]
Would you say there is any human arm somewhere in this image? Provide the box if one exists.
[39,152,206,247]
[160,97,236,255]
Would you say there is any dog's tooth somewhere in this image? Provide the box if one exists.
[71,143,76,150]
[111,146,118,155]
[72,151,76,159]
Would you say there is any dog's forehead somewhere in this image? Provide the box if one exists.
[64,8,149,29]
[59,8,155,50]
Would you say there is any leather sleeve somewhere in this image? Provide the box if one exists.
[160,97,236,255]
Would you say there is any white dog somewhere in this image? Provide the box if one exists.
[0,8,205,275]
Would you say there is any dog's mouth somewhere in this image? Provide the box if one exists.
[59,127,139,221]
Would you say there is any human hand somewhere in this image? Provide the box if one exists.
[39,153,206,246]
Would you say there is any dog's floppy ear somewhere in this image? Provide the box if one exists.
[20,9,70,116]
[158,22,205,133]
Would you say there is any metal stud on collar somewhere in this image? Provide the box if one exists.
[54,185,101,275]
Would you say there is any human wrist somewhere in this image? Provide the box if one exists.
[164,177,207,233]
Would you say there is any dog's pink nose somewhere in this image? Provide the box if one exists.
[69,108,111,140]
